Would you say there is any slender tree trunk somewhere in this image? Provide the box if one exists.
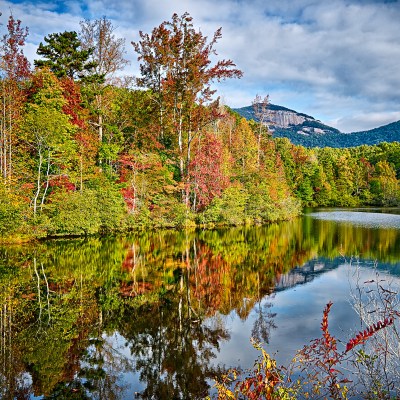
[178,112,184,177]
[159,98,164,141]
[41,263,51,323]
[8,95,13,182]
[1,84,7,180]
[40,151,51,211]
[33,147,43,217]
[98,113,103,143]
[257,128,262,169]
[34,258,42,324]
[80,155,83,192]
[96,92,103,142]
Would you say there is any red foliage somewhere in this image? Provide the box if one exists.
[360,157,375,181]
[321,301,337,350]
[118,153,146,211]
[48,175,76,192]
[118,153,153,182]
[345,317,394,353]
[189,242,229,315]
[121,187,135,211]
[188,133,229,211]
[297,301,396,398]
[120,281,153,297]
[60,78,87,129]
[1,15,31,80]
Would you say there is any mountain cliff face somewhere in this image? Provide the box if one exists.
[251,106,309,127]
[234,104,340,137]
[233,104,400,148]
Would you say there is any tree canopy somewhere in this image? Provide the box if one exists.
[34,31,96,79]
[0,12,398,241]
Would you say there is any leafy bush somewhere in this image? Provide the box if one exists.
[212,300,395,399]
[46,190,102,235]
[0,186,26,238]
[219,184,248,226]
[46,186,127,236]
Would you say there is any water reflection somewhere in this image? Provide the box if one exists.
[309,209,400,229]
[0,211,400,398]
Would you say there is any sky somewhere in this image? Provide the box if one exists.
[0,0,400,132]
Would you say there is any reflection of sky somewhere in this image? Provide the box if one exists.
[81,332,146,398]
[56,210,400,397]
[211,262,400,370]
[107,262,400,397]
[108,333,146,398]
[309,210,400,229]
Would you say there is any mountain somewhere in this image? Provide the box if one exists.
[233,104,400,148]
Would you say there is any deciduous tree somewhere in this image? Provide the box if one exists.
[19,69,76,216]
[132,12,242,198]
[0,14,30,182]
[188,132,228,211]
[79,17,129,142]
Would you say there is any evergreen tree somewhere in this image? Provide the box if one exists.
[34,31,96,79]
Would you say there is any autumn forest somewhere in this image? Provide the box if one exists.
[1,12,400,241]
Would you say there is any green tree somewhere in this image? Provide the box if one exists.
[79,17,129,143]
[19,68,76,216]
[34,31,96,79]
[230,118,258,178]
[335,151,358,206]
[371,160,399,206]
[0,183,25,237]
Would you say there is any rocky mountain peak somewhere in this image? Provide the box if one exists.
[232,103,400,148]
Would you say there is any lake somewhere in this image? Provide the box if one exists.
[1,208,400,399]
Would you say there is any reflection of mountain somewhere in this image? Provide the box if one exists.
[274,258,341,291]
[275,257,400,293]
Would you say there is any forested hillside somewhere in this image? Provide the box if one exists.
[234,105,400,148]
[0,13,399,241]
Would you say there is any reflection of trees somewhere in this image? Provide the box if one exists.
[251,295,277,344]
[1,214,400,397]
[117,272,230,399]
[0,245,130,399]
[190,240,230,316]
[308,217,400,262]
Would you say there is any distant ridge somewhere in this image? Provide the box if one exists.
[233,104,400,148]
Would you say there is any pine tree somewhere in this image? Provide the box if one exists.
[34,31,96,79]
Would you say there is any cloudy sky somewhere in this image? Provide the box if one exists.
[1,0,399,132]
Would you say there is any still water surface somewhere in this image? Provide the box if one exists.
[1,208,400,399]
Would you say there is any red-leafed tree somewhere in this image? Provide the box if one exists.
[132,12,242,204]
[60,77,98,190]
[188,133,228,211]
[0,14,31,182]
[1,14,31,81]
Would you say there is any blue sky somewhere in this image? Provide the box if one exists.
[1,0,400,132]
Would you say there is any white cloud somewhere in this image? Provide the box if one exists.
[329,111,400,133]
[1,0,399,132]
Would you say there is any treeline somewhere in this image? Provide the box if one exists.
[273,122,400,148]
[0,12,399,241]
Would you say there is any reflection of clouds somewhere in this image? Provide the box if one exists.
[310,211,400,229]
[215,263,400,368]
